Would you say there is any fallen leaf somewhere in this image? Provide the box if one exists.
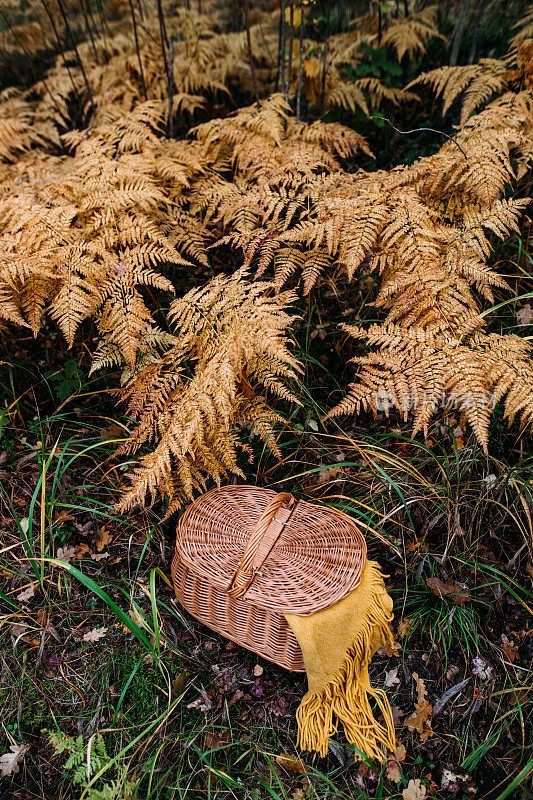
[171,673,187,697]
[227,689,244,707]
[385,742,406,784]
[386,759,402,783]
[275,753,307,774]
[82,626,108,643]
[446,665,460,681]
[56,545,75,563]
[404,673,433,742]
[517,303,533,326]
[99,425,124,440]
[253,664,264,677]
[36,609,48,627]
[205,729,232,754]
[187,689,212,712]
[402,778,427,800]
[53,509,75,526]
[501,634,518,663]
[17,584,36,603]
[381,638,401,656]
[392,706,405,725]
[0,744,30,777]
[96,527,111,552]
[426,576,470,605]
[90,551,109,562]
[74,543,90,559]
[397,618,414,637]
[385,667,400,687]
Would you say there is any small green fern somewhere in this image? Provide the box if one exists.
[47,730,138,799]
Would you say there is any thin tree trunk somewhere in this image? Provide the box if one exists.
[296,0,304,120]
[274,1,283,91]
[450,0,471,66]
[156,0,170,101]
[320,3,330,115]
[79,0,99,64]
[95,0,110,62]
[280,0,286,98]
[378,4,382,46]
[403,0,409,16]
[285,1,294,99]
[244,0,260,107]
[40,0,78,94]
[168,36,174,137]
[468,0,490,64]
[129,0,147,100]
[55,0,95,111]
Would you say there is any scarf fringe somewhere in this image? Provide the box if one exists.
[294,565,396,761]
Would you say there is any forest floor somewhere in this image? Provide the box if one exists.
[1,302,532,800]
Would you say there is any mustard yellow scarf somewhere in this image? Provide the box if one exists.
[284,561,396,760]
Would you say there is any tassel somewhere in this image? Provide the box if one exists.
[285,561,396,761]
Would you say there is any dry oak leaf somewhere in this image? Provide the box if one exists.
[56,545,75,563]
[385,742,407,783]
[501,634,518,663]
[82,626,108,643]
[96,527,112,552]
[53,508,75,526]
[404,673,433,742]
[90,551,109,562]
[17,584,36,603]
[275,753,307,775]
[402,778,427,800]
[397,618,414,638]
[425,577,470,605]
[385,667,401,687]
[0,744,30,778]
[205,729,232,754]
[517,304,533,326]
[75,543,90,559]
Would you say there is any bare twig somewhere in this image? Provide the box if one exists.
[280,0,287,99]
[296,1,304,120]
[244,0,260,108]
[156,0,170,87]
[129,0,147,100]
[367,115,469,159]
[450,0,472,66]
[320,3,330,114]
[286,1,294,98]
[79,0,100,65]
[168,36,174,138]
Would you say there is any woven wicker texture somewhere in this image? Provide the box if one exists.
[176,485,367,615]
[171,485,367,671]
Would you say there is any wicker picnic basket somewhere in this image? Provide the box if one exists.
[171,485,367,671]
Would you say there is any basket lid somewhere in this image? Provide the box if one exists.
[176,485,367,615]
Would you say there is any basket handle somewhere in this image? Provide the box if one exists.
[227,492,297,599]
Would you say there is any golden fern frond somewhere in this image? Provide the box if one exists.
[381,6,443,62]
[115,271,300,512]
[408,59,507,120]
[355,77,418,109]
[327,323,492,450]
[327,81,369,115]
